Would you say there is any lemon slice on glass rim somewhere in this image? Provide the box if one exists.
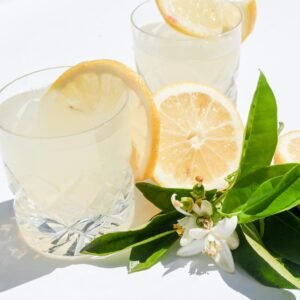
[156,0,257,41]
[42,60,160,181]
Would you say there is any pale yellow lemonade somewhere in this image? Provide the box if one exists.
[132,1,242,100]
[0,73,134,256]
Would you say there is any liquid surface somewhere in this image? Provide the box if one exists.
[133,22,240,99]
[0,86,127,138]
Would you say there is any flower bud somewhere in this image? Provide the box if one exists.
[193,200,213,217]
[180,197,194,213]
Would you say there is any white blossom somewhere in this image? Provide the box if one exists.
[177,216,239,273]
[171,194,213,217]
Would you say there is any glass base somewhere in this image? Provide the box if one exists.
[11,168,135,257]
[14,193,135,257]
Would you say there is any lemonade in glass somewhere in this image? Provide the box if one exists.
[0,66,136,256]
[131,0,243,101]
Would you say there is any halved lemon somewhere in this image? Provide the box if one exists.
[275,131,300,164]
[153,82,244,190]
[42,60,160,181]
[156,0,256,41]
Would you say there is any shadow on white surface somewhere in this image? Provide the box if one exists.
[160,242,296,300]
[0,200,68,292]
[0,199,297,299]
[0,192,158,293]
[162,242,217,276]
[0,199,131,292]
[220,267,296,300]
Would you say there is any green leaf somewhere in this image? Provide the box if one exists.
[238,165,300,223]
[222,164,297,214]
[293,206,300,218]
[136,182,191,212]
[241,222,261,242]
[236,72,278,181]
[129,232,178,273]
[81,211,181,256]
[136,183,219,212]
[263,211,300,265]
[233,226,300,289]
[284,260,300,278]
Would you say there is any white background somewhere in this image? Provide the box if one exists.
[0,0,300,299]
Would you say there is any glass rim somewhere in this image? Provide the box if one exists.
[130,0,243,41]
[0,66,129,140]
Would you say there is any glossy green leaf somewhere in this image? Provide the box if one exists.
[81,211,181,256]
[222,164,297,214]
[284,260,300,278]
[136,182,191,212]
[236,72,278,181]
[129,232,178,273]
[241,222,261,242]
[238,165,300,223]
[263,212,300,265]
[293,206,300,218]
[234,226,300,289]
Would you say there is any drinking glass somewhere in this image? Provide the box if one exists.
[0,67,135,257]
[131,0,242,101]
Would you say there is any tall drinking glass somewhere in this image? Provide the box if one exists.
[0,68,135,257]
[131,0,242,101]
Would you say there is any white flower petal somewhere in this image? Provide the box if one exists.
[177,216,190,227]
[226,231,240,250]
[180,233,192,247]
[171,194,192,216]
[206,233,216,243]
[212,240,235,273]
[193,200,213,217]
[192,203,203,216]
[189,228,209,240]
[177,239,205,257]
[180,217,197,246]
[213,216,238,240]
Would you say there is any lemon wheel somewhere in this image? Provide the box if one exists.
[43,60,160,181]
[153,82,243,189]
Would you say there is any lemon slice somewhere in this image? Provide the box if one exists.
[153,83,243,190]
[275,131,300,164]
[156,0,256,40]
[231,0,257,41]
[42,60,160,181]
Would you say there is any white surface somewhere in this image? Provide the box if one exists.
[0,0,299,299]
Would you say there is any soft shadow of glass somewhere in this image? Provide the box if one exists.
[0,199,69,292]
[0,192,157,292]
